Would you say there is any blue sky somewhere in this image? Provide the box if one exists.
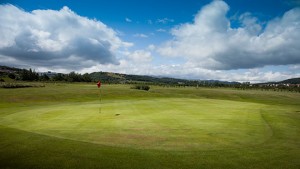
[1,0,300,82]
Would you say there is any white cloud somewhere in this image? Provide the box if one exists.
[1,3,298,83]
[78,60,299,83]
[133,33,148,38]
[158,0,300,70]
[125,17,132,22]
[157,18,174,24]
[126,50,153,63]
[158,65,299,83]
[147,44,156,51]
[0,4,131,70]
[289,64,300,70]
[156,28,167,32]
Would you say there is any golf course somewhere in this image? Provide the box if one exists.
[0,83,299,168]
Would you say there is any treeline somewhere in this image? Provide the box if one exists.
[51,72,92,82]
[2,68,236,86]
[233,83,300,93]
[0,68,92,82]
[0,66,243,85]
[2,68,40,81]
[1,66,300,92]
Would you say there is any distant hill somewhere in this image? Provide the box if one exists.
[89,72,242,85]
[0,66,22,73]
[279,78,300,84]
[89,72,193,85]
[5,65,298,86]
[0,65,248,85]
[199,80,240,85]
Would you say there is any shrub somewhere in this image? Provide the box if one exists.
[141,85,150,91]
[8,73,16,79]
[131,85,150,91]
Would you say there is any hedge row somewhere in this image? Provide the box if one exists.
[0,83,45,88]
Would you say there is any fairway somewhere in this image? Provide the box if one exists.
[0,84,299,169]
[0,98,269,150]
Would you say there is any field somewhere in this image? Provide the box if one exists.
[0,84,299,168]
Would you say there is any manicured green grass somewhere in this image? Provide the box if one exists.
[0,98,269,151]
[0,83,300,168]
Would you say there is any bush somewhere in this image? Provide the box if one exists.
[141,85,150,91]
[8,73,16,79]
[131,85,150,91]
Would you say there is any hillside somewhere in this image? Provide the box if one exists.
[89,72,194,85]
[0,66,22,73]
[1,65,299,86]
[279,78,300,84]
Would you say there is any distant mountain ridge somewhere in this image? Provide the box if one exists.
[0,65,299,85]
[89,72,195,85]
[0,65,22,73]
[279,78,300,84]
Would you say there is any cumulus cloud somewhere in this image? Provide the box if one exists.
[158,0,300,70]
[78,60,299,83]
[147,44,156,51]
[0,4,132,70]
[123,50,153,63]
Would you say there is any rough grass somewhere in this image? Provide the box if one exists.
[0,83,300,169]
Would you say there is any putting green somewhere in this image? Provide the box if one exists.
[1,98,271,151]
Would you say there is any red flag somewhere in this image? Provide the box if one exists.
[97,81,101,88]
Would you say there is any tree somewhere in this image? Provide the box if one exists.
[52,73,65,81]
[40,74,50,81]
[67,71,81,82]
[82,73,92,82]
[20,68,39,81]
[8,73,16,79]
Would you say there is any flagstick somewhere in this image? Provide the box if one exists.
[97,81,102,114]
[98,87,102,113]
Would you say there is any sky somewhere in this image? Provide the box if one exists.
[1,0,300,83]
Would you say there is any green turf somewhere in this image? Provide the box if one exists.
[0,84,299,168]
